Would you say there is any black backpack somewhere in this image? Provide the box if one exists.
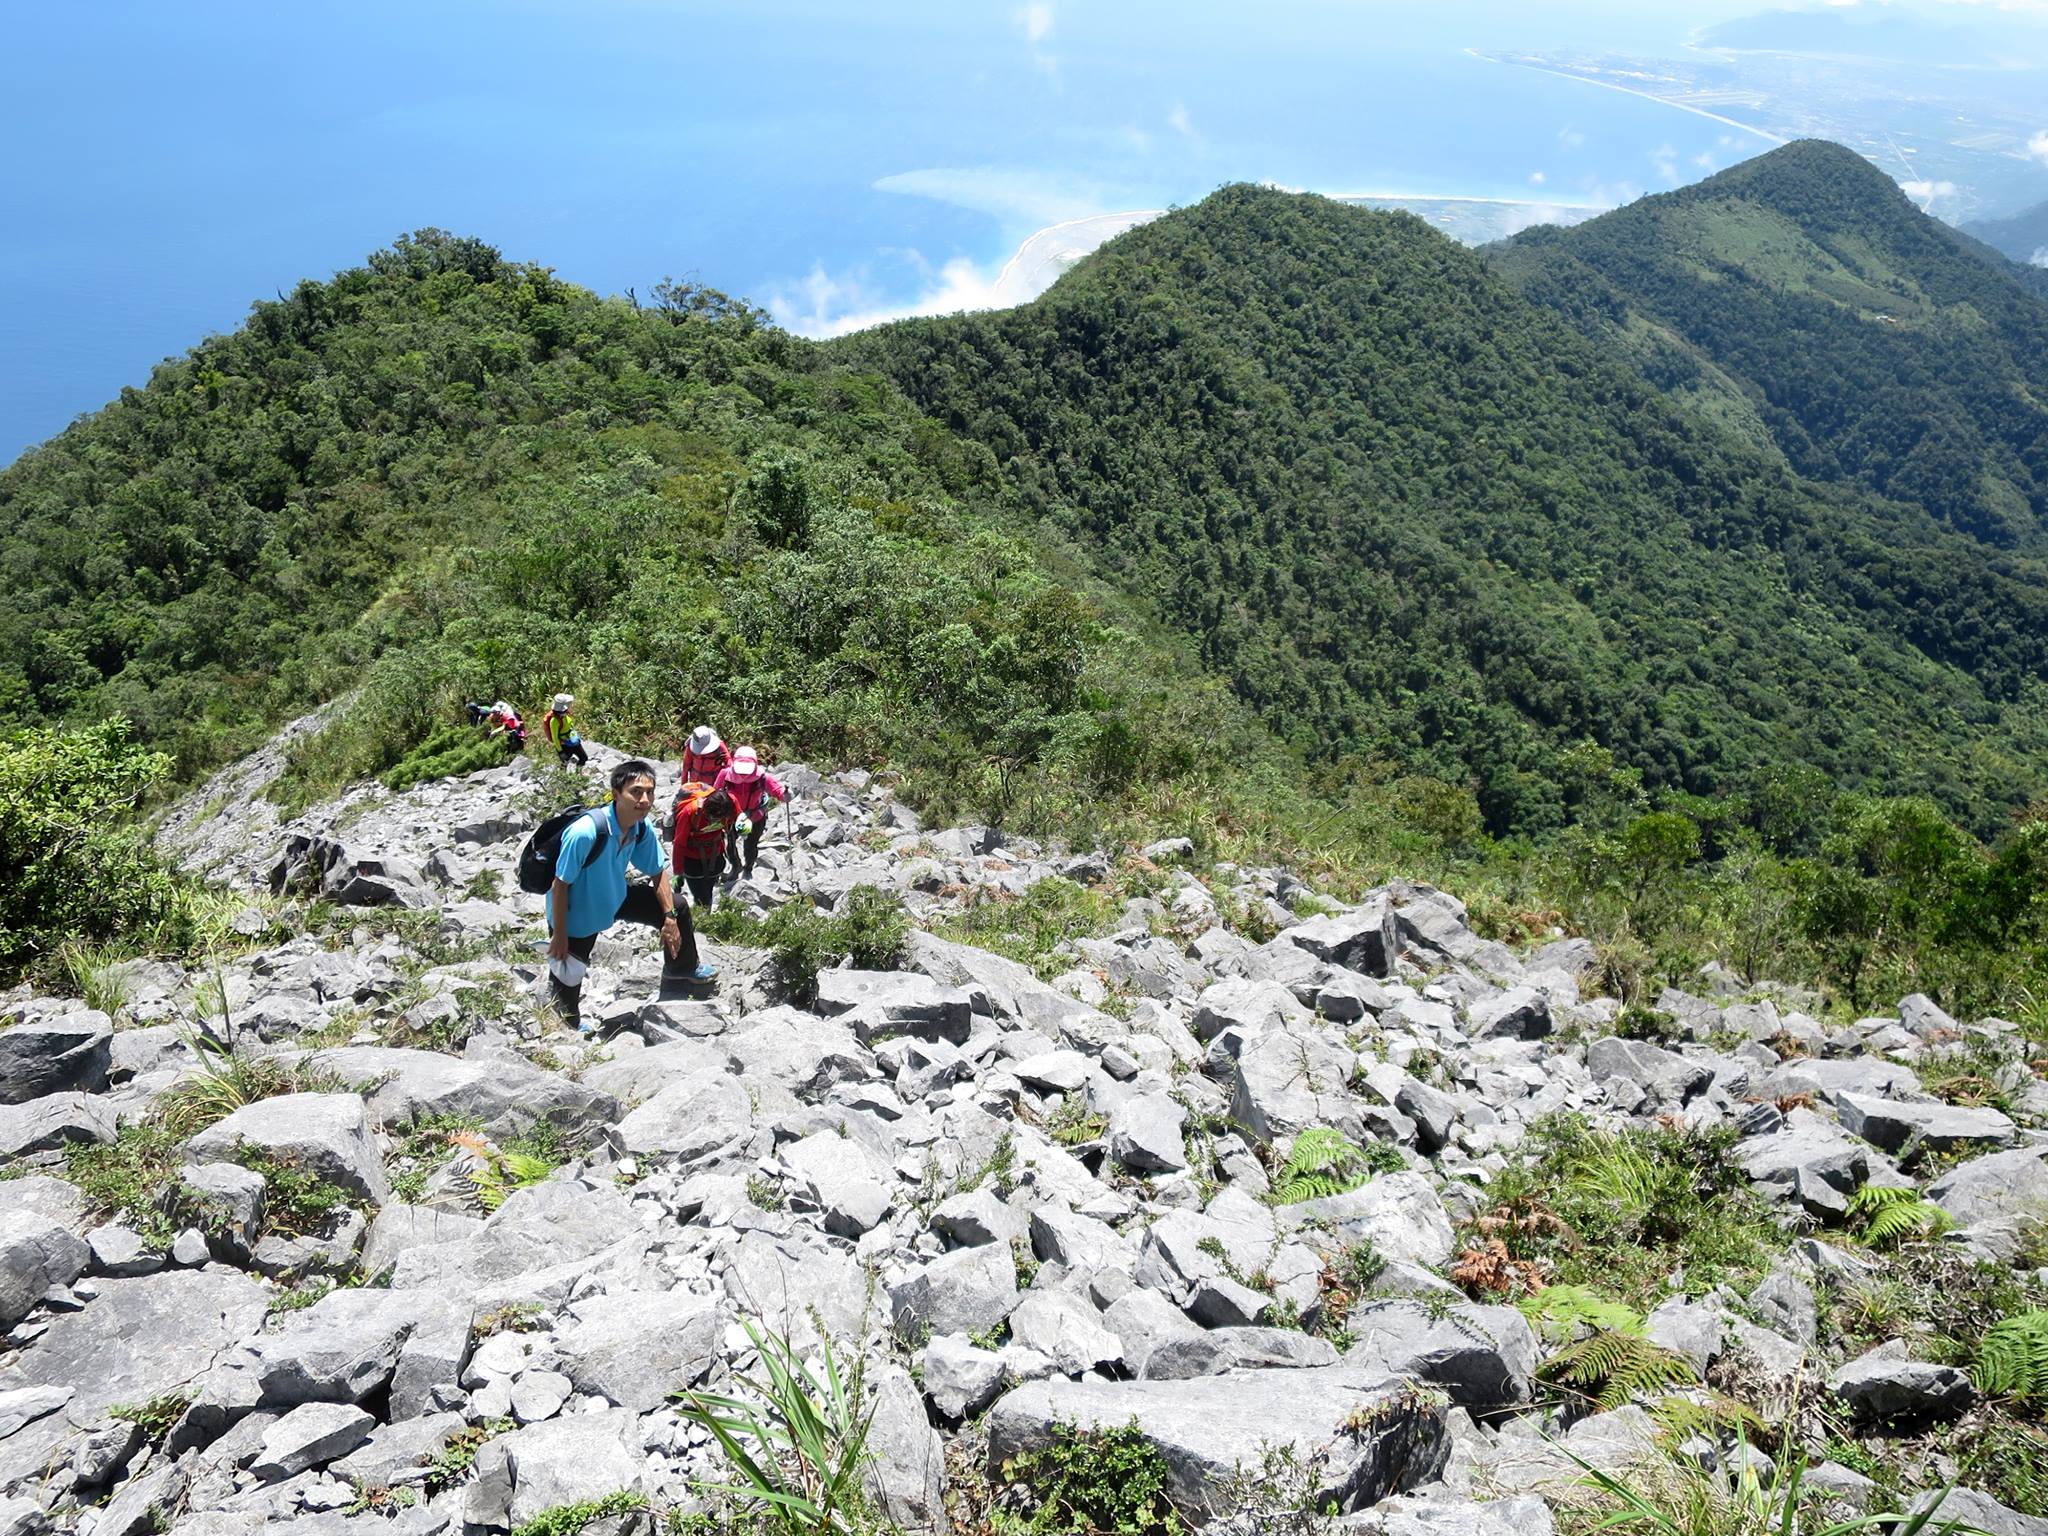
[516,805,610,895]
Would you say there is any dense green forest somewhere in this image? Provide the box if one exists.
[1490,141,2048,553]
[845,178,2048,836]
[0,231,1288,830]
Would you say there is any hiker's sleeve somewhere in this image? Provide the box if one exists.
[554,817,593,884]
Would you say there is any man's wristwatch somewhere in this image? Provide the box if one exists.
[661,908,677,921]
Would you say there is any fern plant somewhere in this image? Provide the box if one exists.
[450,1132,556,1213]
[1847,1184,1954,1249]
[1516,1284,1645,1343]
[1268,1127,1396,1204]
[1976,1310,2048,1404]
[1537,1328,1692,1411]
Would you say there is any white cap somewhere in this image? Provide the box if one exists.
[688,726,722,756]
[554,693,573,710]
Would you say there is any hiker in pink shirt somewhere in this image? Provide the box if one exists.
[713,746,789,882]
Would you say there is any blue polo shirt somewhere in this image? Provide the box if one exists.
[551,806,663,938]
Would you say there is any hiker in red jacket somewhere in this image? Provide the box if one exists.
[670,784,736,909]
[681,725,731,787]
[713,746,789,883]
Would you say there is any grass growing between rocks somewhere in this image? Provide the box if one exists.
[1556,1447,1982,1536]
[1450,1115,1781,1315]
[153,1036,346,1139]
[695,887,908,1004]
[511,1492,650,1536]
[935,878,1121,981]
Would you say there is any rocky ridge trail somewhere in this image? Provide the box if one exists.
[0,729,2041,1535]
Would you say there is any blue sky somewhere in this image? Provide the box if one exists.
[3,1,2045,464]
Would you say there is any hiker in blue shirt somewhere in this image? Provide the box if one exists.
[545,758,713,1028]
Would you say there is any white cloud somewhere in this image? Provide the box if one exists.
[2027,130,2048,165]
[769,208,1162,340]
[2030,246,2048,267]
[872,166,1104,226]
[1167,103,1196,139]
[1018,3,1057,74]
[1529,170,1547,185]
[1650,143,1681,183]
[1900,177,1959,203]
[1693,151,1718,170]
[1558,127,1587,150]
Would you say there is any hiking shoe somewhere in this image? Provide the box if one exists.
[690,962,718,982]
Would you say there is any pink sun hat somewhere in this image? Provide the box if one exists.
[726,746,763,780]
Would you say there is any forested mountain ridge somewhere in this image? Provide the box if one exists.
[0,232,1292,832]
[1490,140,2048,553]
[844,181,2048,834]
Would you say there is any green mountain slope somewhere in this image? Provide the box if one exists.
[1490,140,2048,552]
[845,181,2048,834]
[0,231,1289,828]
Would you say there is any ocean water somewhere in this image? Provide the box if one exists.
[1,1,1769,464]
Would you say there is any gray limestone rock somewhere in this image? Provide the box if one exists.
[1747,1269,1818,1348]
[1108,1093,1188,1174]
[1928,1146,2048,1228]
[814,970,974,1044]
[1586,1037,1711,1107]
[921,1334,1007,1419]
[249,1402,375,1481]
[1230,1026,1364,1146]
[0,1208,89,1328]
[185,1092,389,1206]
[1272,1174,1456,1268]
[1831,1349,1974,1425]
[609,1068,753,1161]
[865,1365,947,1534]
[464,1408,646,1530]
[0,1093,115,1161]
[1190,980,1312,1043]
[1345,1301,1539,1410]
[889,1240,1019,1342]
[0,1015,112,1105]
[543,1290,721,1411]
[1276,902,1400,978]
[1837,1093,2016,1158]
[1906,1487,2048,1536]
[311,1045,617,1145]
[1465,987,1552,1041]
[986,1365,1447,1520]
[781,1131,893,1237]
[1732,1113,1869,1219]
[725,1011,873,1101]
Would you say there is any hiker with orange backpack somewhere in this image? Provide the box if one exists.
[713,746,789,883]
[671,782,738,909]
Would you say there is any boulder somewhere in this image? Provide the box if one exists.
[1230,1027,1364,1146]
[781,1132,893,1236]
[889,1241,1019,1342]
[814,970,974,1044]
[310,1046,618,1145]
[185,1093,389,1205]
[1927,1146,2048,1228]
[1272,1175,1456,1268]
[921,1334,1007,1419]
[1465,988,1552,1041]
[1277,902,1399,978]
[609,1068,753,1161]
[0,1209,89,1327]
[986,1365,1447,1520]
[1586,1037,1711,1107]
[464,1408,646,1530]
[1190,980,1312,1044]
[1906,1487,2048,1536]
[543,1290,721,1411]
[0,1015,112,1104]
[0,1094,115,1161]
[1733,1113,1869,1219]
[1108,1094,1188,1174]
[1836,1093,2016,1158]
[1345,1301,1539,1410]
[1831,1349,1973,1425]
[865,1365,947,1534]
[248,1402,374,1481]
[725,1012,872,1100]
